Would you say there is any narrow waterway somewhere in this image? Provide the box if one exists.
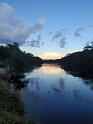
[19,64,93,124]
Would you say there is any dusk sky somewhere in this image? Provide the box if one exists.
[0,0,93,59]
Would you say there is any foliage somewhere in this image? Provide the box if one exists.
[61,43,93,78]
[0,80,36,124]
[0,43,42,72]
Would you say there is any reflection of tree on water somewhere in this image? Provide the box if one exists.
[83,79,93,91]
[8,64,42,90]
[9,73,28,90]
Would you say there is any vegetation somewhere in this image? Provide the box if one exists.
[60,42,93,78]
[0,80,36,124]
[0,42,42,73]
[0,43,41,124]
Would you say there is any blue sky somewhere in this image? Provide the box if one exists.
[0,0,93,59]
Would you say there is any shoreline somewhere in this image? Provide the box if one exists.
[0,79,36,124]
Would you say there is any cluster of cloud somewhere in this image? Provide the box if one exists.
[1,2,93,50]
[0,2,45,46]
[59,37,66,48]
[50,23,93,49]
[27,34,43,47]
[74,27,84,38]
[74,24,93,38]
[52,30,64,41]
[39,52,63,60]
[51,29,67,48]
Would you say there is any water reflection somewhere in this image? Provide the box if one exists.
[28,77,41,92]
[18,64,93,124]
[51,85,62,95]
[73,89,80,99]
[83,79,93,91]
[9,73,28,90]
[59,78,65,90]
[51,78,65,96]
[25,89,43,108]
[38,64,64,74]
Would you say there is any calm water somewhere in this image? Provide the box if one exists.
[19,64,93,124]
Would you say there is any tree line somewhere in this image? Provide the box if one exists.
[60,41,93,78]
[0,42,42,73]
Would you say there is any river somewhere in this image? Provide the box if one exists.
[18,64,93,124]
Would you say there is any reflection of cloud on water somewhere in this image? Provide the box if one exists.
[38,64,64,74]
[73,89,81,99]
[25,77,44,108]
[28,77,41,92]
[36,81,40,91]
[50,77,93,103]
[72,89,93,103]
[25,65,93,105]
[51,85,62,95]
[51,78,65,96]
[59,78,65,90]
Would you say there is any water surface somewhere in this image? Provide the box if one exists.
[19,64,93,124]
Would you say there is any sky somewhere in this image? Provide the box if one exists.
[0,0,93,59]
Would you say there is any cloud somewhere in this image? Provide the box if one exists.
[52,30,63,41]
[74,24,93,38]
[74,27,84,37]
[48,32,52,35]
[27,34,42,47]
[52,29,67,48]
[88,24,93,28]
[31,19,45,33]
[0,2,14,23]
[0,2,45,45]
[39,52,63,60]
[59,37,66,48]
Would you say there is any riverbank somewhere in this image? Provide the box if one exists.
[0,80,36,124]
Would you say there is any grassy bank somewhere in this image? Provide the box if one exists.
[0,80,35,124]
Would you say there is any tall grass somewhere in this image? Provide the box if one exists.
[0,80,36,124]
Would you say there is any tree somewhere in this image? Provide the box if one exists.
[83,41,93,51]
[13,42,19,48]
